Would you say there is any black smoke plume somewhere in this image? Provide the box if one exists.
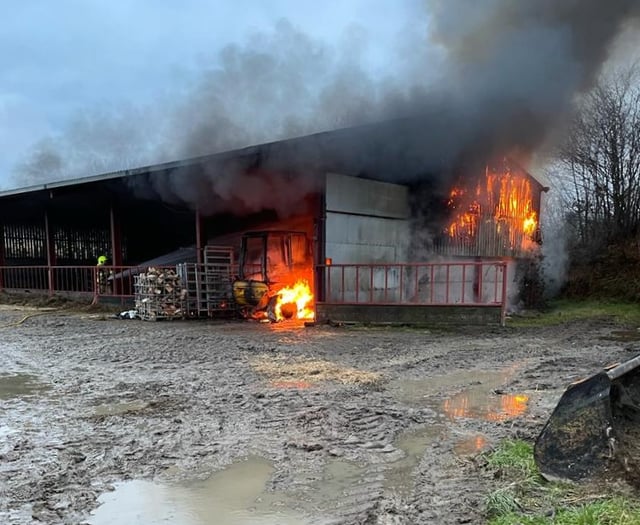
[12,1,640,215]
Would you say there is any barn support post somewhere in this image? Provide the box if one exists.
[110,203,123,295]
[44,209,55,296]
[195,207,204,265]
[0,222,5,291]
[110,203,123,266]
[500,261,508,327]
[473,256,482,303]
[314,183,327,306]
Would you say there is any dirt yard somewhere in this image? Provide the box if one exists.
[1,305,638,524]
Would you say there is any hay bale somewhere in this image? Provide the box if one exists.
[251,355,381,385]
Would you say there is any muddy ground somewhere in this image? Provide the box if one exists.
[1,305,639,525]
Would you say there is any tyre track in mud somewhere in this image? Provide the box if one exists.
[1,311,639,524]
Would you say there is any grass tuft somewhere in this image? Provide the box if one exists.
[486,440,539,479]
[484,440,640,525]
[485,487,522,518]
[553,497,640,525]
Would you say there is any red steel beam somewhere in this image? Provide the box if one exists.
[44,209,55,296]
[500,262,508,326]
[0,222,5,290]
[473,256,482,303]
[195,207,203,265]
[110,203,123,266]
[110,203,123,295]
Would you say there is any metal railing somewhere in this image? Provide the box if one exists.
[318,260,508,312]
[0,265,177,304]
[0,261,509,320]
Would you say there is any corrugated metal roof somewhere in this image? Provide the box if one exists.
[0,120,368,199]
[0,118,551,199]
[0,118,424,199]
[0,145,262,198]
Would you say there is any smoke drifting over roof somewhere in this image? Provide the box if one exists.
[170,0,640,169]
[420,0,640,162]
[12,0,640,213]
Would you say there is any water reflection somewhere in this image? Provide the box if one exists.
[443,392,529,421]
[453,434,489,456]
[387,368,520,407]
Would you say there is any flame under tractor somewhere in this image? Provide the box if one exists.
[231,230,313,319]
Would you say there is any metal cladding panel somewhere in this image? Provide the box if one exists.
[325,173,409,219]
[324,173,410,265]
[325,214,408,264]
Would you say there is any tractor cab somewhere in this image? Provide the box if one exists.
[233,230,312,311]
[239,230,310,284]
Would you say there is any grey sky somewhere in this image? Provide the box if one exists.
[0,1,420,188]
[3,1,637,192]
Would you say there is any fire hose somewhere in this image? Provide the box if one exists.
[0,311,63,329]
[0,308,75,329]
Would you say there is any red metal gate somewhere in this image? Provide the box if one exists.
[316,261,509,323]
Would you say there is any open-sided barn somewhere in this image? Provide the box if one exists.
[0,119,548,324]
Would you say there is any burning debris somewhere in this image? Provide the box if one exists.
[134,267,184,321]
[262,279,315,323]
[275,279,314,320]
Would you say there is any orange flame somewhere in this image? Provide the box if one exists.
[274,279,315,321]
[446,165,538,250]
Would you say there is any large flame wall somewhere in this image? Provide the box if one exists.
[442,162,542,258]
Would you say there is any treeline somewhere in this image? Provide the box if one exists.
[554,65,640,300]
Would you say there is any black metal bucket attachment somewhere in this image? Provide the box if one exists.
[534,355,640,485]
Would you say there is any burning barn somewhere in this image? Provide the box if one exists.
[0,119,547,325]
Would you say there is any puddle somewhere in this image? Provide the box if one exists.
[388,369,513,405]
[389,368,529,421]
[0,373,49,400]
[93,400,149,416]
[453,434,489,456]
[90,456,306,525]
[311,458,368,504]
[385,425,444,495]
[443,390,529,421]
[302,425,443,510]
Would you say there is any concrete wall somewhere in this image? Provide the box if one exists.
[316,304,504,326]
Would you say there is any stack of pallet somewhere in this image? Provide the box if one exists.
[134,267,184,321]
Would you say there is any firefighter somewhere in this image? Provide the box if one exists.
[96,255,109,295]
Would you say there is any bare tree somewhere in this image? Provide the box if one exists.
[560,65,640,248]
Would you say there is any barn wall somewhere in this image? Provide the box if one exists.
[324,173,409,264]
